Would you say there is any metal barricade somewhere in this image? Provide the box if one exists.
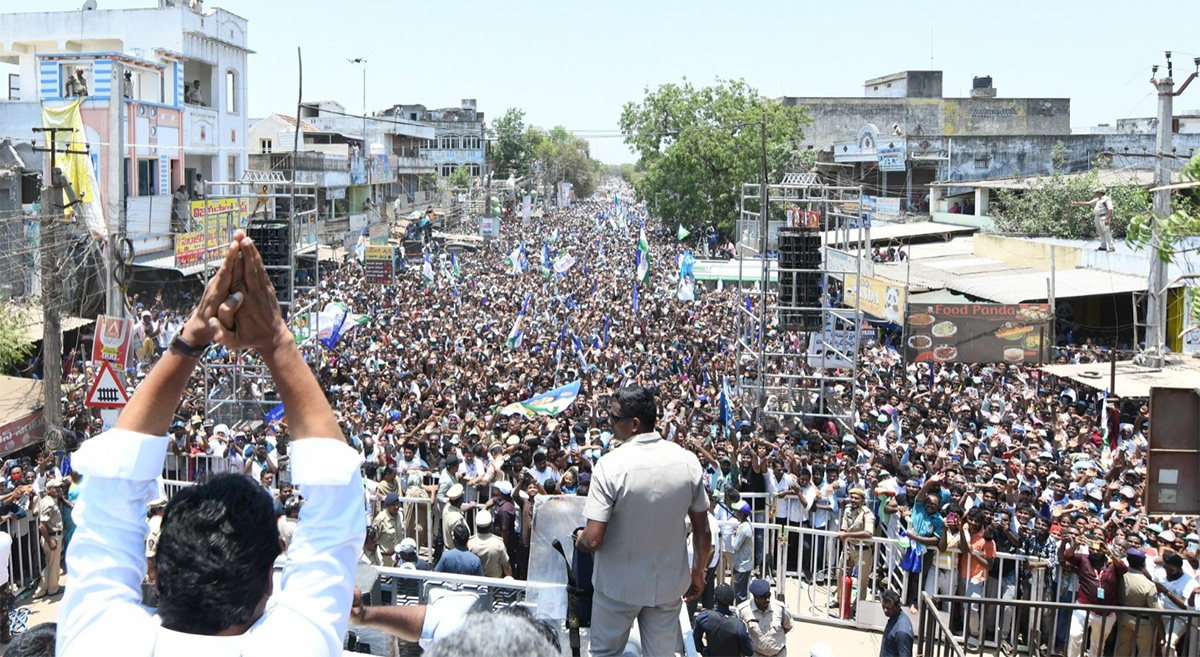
[3,515,44,595]
[919,591,1200,657]
[161,453,236,483]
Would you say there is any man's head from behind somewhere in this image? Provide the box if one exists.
[156,473,282,635]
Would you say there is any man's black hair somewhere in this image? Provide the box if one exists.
[155,473,282,635]
[4,622,56,656]
[880,589,902,606]
[612,385,656,430]
[452,522,470,547]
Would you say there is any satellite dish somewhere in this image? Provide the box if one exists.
[81,0,97,9]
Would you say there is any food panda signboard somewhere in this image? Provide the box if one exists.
[903,303,1051,365]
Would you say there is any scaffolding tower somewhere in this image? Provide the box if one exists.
[201,170,320,427]
[735,172,870,433]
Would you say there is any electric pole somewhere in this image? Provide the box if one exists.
[1145,52,1200,368]
[106,62,126,320]
[32,127,87,453]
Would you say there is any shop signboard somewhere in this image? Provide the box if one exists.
[904,302,1051,364]
[91,315,133,367]
[844,274,905,324]
[363,246,395,285]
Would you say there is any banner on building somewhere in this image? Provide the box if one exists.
[904,303,1051,364]
[175,199,249,268]
[91,315,134,367]
[0,408,45,458]
[806,314,858,370]
[843,274,906,324]
[480,216,501,239]
[363,245,396,285]
[878,145,906,172]
[825,248,875,277]
[785,207,821,229]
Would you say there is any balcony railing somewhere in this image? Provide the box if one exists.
[249,151,348,173]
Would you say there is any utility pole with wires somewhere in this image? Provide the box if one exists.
[1143,52,1200,368]
[32,127,86,453]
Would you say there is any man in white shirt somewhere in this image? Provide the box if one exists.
[58,232,365,656]
[1155,552,1198,657]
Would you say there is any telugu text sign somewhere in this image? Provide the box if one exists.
[362,245,395,285]
[904,303,1051,365]
[91,315,133,367]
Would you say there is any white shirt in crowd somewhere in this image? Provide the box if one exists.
[57,429,366,656]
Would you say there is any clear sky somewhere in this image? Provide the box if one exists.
[29,0,1200,164]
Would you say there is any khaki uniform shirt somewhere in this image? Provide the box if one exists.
[37,496,63,534]
[1120,571,1163,614]
[442,503,467,549]
[840,504,875,550]
[582,431,708,607]
[376,477,399,501]
[468,531,510,578]
[372,509,401,556]
[736,598,792,656]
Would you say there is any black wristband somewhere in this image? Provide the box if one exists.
[169,334,208,358]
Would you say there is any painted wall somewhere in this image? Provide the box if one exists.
[973,234,1082,272]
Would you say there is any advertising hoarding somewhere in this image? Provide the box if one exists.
[904,303,1051,364]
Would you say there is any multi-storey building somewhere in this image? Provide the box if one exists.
[382,99,486,179]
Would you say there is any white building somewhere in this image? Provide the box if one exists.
[382,99,487,179]
[0,0,251,258]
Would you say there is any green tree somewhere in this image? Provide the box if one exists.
[619,77,810,233]
[533,125,601,198]
[0,304,34,374]
[489,108,534,178]
[446,165,472,189]
[1126,152,1200,321]
[1050,140,1070,171]
[990,172,1150,239]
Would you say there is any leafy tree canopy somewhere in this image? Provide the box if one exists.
[990,171,1151,240]
[619,77,810,234]
[531,125,603,199]
[489,108,534,179]
[0,303,34,374]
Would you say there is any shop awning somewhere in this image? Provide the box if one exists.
[948,268,1155,304]
[0,375,44,457]
[1040,358,1200,398]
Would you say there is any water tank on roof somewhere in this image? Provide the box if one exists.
[973,76,993,89]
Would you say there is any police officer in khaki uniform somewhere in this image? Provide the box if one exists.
[1115,547,1161,657]
[736,578,792,657]
[837,487,876,608]
[34,479,65,598]
[372,493,402,565]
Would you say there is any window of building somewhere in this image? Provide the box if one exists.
[137,158,158,196]
[440,164,456,177]
[225,69,238,114]
[469,164,481,177]
[974,155,990,169]
[228,155,239,181]
[260,139,273,154]
[462,136,481,150]
[60,64,92,98]
[8,74,19,100]
[409,112,418,121]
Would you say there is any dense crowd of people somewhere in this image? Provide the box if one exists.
[11,180,1199,657]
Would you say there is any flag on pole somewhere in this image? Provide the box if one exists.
[677,276,695,301]
[422,253,435,287]
[602,315,611,347]
[572,333,590,372]
[319,306,349,349]
[506,294,531,350]
[496,380,581,417]
[677,223,691,241]
[632,281,640,315]
[553,253,576,274]
[679,250,696,281]
[265,402,286,423]
[542,242,552,268]
[450,251,461,279]
[635,228,651,284]
[353,225,367,261]
[718,376,733,435]
[1100,388,1111,451]
[505,245,524,275]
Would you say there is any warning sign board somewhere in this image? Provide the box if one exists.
[85,360,130,409]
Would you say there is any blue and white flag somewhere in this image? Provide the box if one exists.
[542,242,552,268]
[353,226,367,261]
[553,253,576,274]
[572,333,590,372]
[718,376,733,434]
[506,294,532,350]
[679,250,696,281]
[635,228,650,284]
[497,380,582,417]
[320,306,349,349]
[422,253,435,286]
[265,402,286,423]
[450,251,462,279]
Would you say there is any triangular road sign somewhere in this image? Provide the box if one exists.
[85,359,130,409]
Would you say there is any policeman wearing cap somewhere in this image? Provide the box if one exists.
[439,483,468,564]
[372,493,402,565]
[1072,186,1114,251]
[736,578,792,657]
[1114,547,1160,657]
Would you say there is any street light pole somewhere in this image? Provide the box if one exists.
[348,58,369,212]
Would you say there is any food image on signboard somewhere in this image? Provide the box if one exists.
[994,323,1033,340]
[909,313,935,327]
[931,321,957,338]
[1018,307,1050,322]
[932,345,957,361]
[908,335,932,350]
[1023,332,1043,351]
[1003,347,1024,363]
